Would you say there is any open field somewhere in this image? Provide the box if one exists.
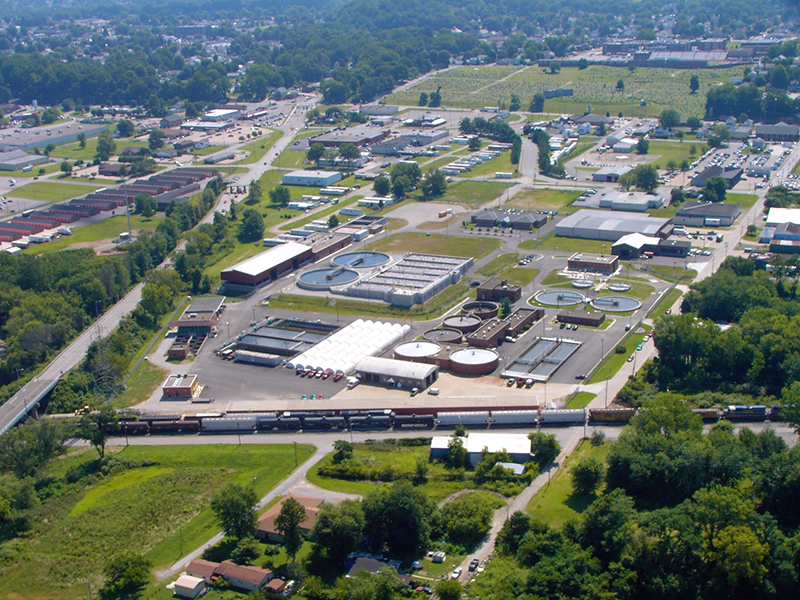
[387,65,743,117]
[536,235,614,254]
[367,232,503,258]
[0,444,314,600]
[647,140,696,167]
[725,192,758,209]
[49,137,149,163]
[598,280,655,302]
[8,180,104,202]
[436,180,513,208]
[0,161,64,178]
[111,357,170,408]
[644,264,696,283]
[454,151,519,179]
[385,217,409,230]
[25,214,162,254]
[586,323,653,385]
[476,253,518,277]
[526,440,611,526]
[505,187,584,214]
[417,214,462,231]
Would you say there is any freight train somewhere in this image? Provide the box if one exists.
[113,405,784,436]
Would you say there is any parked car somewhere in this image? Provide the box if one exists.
[451,567,463,579]
[469,559,480,572]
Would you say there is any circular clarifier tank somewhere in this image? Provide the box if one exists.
[449,347,499,376]
[608,283,632,292]
[462,301,499,320]
[297,267,359,291]
[443,314,482,333]
[572,280,593,289]
[332,251,390,268]
[395,341,442,361]
[590,295,642,312]
[423,328,463,344]
[535,290,585,306]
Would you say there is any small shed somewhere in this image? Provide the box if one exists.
[174,575,205,599]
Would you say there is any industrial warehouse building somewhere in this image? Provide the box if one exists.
[599,191,664,212]
[592,165,633,182]
[567,252,619,274]
[355,356,439,390]
[555,210,672,241]
[281,170,342,187]
[430,433,532,466]
[690,165,743,188]
[674,201,741,227]
[220,241,313,289]
[311,127,389,148]
[0,149,48,171]
[0,123,108,152]
[754,122,800,141]
[612,233,691,259]
[471,209,547,230]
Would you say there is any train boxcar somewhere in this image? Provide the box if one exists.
[723,405,768,422]
[150,420,201,434]
[436,411,490,428]
[256,416,280,431]
[119,421,149,435]
[201,416,257,433]
[394,415,435,429]
[691,408,723,423]
[588,408,637,423]
[349,415,392,430]
[490,410,539,428]
[538,409,586,426]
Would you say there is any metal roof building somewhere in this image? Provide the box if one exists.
[674,201,741,227]
[282,170,343,187]
[221,241,312,289]
[430,433,532,466]
[355,356,439,390]
[555,209,672,241]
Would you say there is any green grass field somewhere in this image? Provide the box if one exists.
[586,323,653,385]
[565,392,597,409]
[506,187,584,214]
[50,137,148,162]
[0,444,314,600]
[367,232,503,259]
[725,192,758,209]
[0,161,64,178]
[477,253,518,277]
[436,180,513,208]
[385,217,409,230]
[526,440,611,527]
[235,129,283,165]
[647,140,696,167]
[454,151,519,179]
[111,358,170,408]
[8,180,104,202]
[536,236,614,254]
[598,280,655,302]
[645,264,696,283]
[417,214,462,231]
[26,214,161,255]
[387,65,742,117]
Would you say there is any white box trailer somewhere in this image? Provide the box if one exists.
[490,410,539,427]
[437,411,490,428]
[538,409,586,426]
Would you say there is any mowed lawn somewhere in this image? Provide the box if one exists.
[647,140,697,167]
[436,180,513,208]
[0,444,314,599]
[367,232,503,259]
[27,214,162,254]
[506,187,585,214]
[8,180,105,202]
[527,440,612,527]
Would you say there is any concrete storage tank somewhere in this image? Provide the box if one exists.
[449,348,499,376]
[443,314,482,333]
[462,301,499,320]
[437,411,490,428]
[490,410,540,427]
[395,341,441,362]
[424,328,463,343]
[538,409,586,426]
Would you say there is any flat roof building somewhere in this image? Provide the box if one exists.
[430,433,532,466]
[766,207,800,227]
[282,170,342,187]
[599,191,664,212]
[567,252,619,274]
[592,165,633,182]
[755,122,800,141]
[477,277,522,302]
[221,241,313,289]
[356,356,439,390]
[162,373,199,398]
[674,201,741,227]
[556,209,672,241]
[170,296,226,336]
[312,127,389,148]
[557,310,605,327]
[0,149,48,171]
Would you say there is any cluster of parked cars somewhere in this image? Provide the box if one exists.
[295,366,344,382]
[559,322,579,330]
